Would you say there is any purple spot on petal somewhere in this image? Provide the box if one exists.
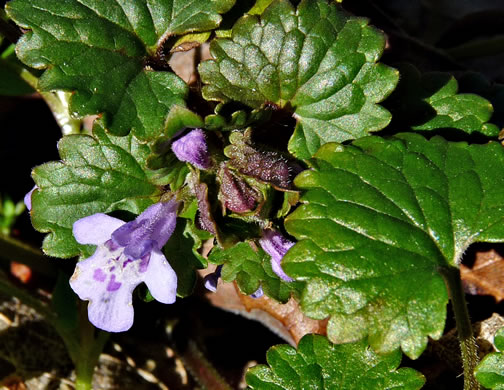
[110,266,116,272]
[93,269,106,282]
[139,253,150,273]
[104,239,120,251]
[123,259,133,268]
[106,275,122,292]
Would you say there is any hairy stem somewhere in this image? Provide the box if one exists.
[179,340,233,390]
[441,266,480,390]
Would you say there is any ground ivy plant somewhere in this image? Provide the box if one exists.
[2,0,503,389]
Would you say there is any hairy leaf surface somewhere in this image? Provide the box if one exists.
[246,334,425,389]
[285,133,504,358]
[7,0,234,140]
[31,123,159,258]
[199,0,398,159]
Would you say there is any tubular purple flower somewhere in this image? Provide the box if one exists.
[259,229,295,282]
[203,265,222,293]
[172,129,210,170]
[70,200,179,332]
[24,185,37,211]
[250,286,264,299]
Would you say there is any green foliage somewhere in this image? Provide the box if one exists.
[6,0,235,140]
[163,219,208,297]
[285,133,504,359]
[475,327,504,389]
[30,123,159,258]
[208,241,301,302]
[146,106,203,188]
[0,44,35,96]
[246,334,425,389]
[387,64,499,136]
[199,0,398,159]
[204,103,271,131]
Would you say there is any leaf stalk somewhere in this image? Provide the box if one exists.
[441,266,480,390]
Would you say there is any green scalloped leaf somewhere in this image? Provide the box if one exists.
[6,0,234,140]
[284,133,504,359]
[163,219,208,297]
[208,241,302,302]
[387,64,499,137]
[199,0,398,159]
[204,103,271,131]
[30,122,159,258]
[475,327,504,389]
[246,334,425,390]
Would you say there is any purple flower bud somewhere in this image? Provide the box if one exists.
[70,200,179,332]
[24,185,37,211]
[172,129,210,170]
[259,229,294,282]
[250,286,263,299]
[219,166,259,213]
[203,265,223,293]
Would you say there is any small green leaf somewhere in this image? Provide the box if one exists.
[246,334,425,390]
[248,0,276,15]
[285,133,504,358]
[31,122,159,258]
[199,0,398,159]
[163,219,207,297]
[7,0,235,140]
[208,241,301,302]
[387,64,499,136]
[475,328,504,389]
[204,103,271,131]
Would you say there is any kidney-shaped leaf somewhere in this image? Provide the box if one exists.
[246,334,425,390]
[30,123,159,258]
[284,133,504,358]
[6,0,234,140]
[199,0,398,159]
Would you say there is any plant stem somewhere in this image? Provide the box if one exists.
[179,340,233,390]
[441,266,480,390]
[73,303,109,390]
[16,64,82,135]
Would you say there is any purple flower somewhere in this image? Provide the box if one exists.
[70,200,179,332]
[259,229,295,282]
[250,286,263,299]
[172,129,210,170]
[203,265,222,293]
[24,185,37,211]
